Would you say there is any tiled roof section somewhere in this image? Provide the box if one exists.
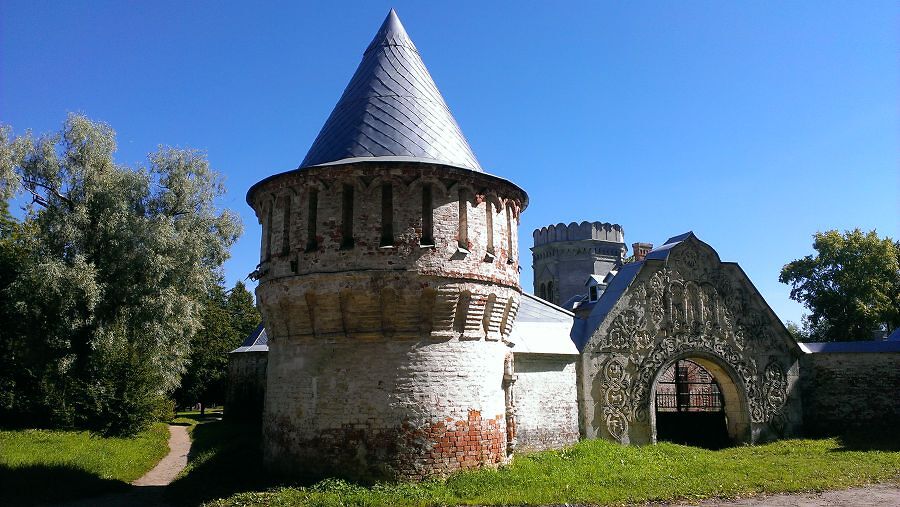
[300,9,483,172]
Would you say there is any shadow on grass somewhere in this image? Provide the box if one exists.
[834,430,900,452]
[166,420,290,506]
[0,464,128,506]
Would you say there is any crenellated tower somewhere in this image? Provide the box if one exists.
[531,221,626,306]
[247,10,528,480]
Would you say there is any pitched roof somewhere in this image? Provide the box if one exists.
[508,293,579,355]
[230,323,268,353]
[300,9,483,172]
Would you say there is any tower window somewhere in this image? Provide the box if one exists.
[342,184,354,249]
[506,204,514,264]
[264,200,273,261]
[458,189,468,251]
[548,281,554,305]
[485,199,495,256]
[381,183,393,247]
[281,195,291,255]
[540,283,547,301]
[306,188,318,252]
[421,183,434,246]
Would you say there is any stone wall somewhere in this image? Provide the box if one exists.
[800,351,900,435]
[248,161,528,480]
[511,354,579,452]
[531,221,627,306]
[225,351,267,422]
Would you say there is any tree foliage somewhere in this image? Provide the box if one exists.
[175,280,259,412]
[779,229,900,342]
[0,114,241,435]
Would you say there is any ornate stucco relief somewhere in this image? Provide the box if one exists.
[588,241,795,442]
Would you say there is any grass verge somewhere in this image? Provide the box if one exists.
[205,435,900,506]
[0,422,169,506]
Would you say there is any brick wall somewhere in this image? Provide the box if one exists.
[263,337,509,480]
[511,354,579,452]
[249,162,526,288]
[800,351,900,435]
[249,161,528,479]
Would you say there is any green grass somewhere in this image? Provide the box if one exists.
[205,436,900,507]
[0,423,170,506]
[166,414,268,506]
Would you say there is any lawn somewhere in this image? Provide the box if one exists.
[0,422,169,506]
[166,414,268,506]
[203,433,900,507]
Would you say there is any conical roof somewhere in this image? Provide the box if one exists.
[300,9,483,172]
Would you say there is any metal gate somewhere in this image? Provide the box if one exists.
[655,359,723,412]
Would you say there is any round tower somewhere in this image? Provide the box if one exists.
[247,10,528,480]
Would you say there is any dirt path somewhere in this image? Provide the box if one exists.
[132,425,191,487]
[659,481,900,506]
[55,425,191,507]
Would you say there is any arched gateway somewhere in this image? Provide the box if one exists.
[578,233,802,445]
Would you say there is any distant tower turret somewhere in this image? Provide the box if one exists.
[531,222,626,306]
[247,10,527,480]
[632,242,653,262]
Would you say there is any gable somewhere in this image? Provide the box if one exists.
[583,235,799,357]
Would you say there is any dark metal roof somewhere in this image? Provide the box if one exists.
[578,260,643,350]
[644,231,695,261]
[230,323,268,353]
[299,9,483,172]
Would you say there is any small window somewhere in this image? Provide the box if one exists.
[458,189,468,250]
[341,184,354,249]
[281,195,291,255]
[589,286,598,302]
[306,188,318,252]
[381,183,393,247]
[505,204,514,264]
[421,184,434,246]
[485,199,495,256]
[265,200,273,261]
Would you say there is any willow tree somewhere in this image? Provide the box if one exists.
[0,115,240,435]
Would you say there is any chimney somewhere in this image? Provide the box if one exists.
[632,242,653,262]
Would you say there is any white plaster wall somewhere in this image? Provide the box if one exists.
[512,353,579,451]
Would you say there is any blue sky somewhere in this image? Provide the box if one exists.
[2,1,896,326]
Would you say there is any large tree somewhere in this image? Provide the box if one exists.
[0,115,241,435]
[780,229,900,342]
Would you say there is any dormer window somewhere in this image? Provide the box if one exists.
[589,285,599,302]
